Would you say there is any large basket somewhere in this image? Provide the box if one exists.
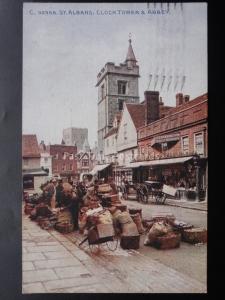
[120,235,140,250]
[150,232,181,249]
[182,228,207,244]
[55,222,74,234]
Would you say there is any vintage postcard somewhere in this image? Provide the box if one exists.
[22,2,207,293]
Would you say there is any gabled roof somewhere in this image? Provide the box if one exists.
[126,103,145,129]
[22,135,41,158]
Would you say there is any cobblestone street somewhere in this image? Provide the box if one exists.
[22,199,207,293]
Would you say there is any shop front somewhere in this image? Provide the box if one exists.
[90,163,112,181]
[128,156,207,201]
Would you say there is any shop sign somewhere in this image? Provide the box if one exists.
[152,133,180,145]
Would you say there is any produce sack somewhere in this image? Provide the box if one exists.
[144,221,172,245]
[115,211,139,237]
[130,213,145,234]
[98,210,113,225]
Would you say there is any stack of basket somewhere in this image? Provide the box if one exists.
[55,208,74,234]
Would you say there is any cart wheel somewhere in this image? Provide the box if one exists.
[106,236,118,251]
[89,243,100,253]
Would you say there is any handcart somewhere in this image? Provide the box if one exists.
[79,222,119,253]
[153,184,177,204]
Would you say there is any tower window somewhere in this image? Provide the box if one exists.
[118,99,124,111]
[118,81,127,95]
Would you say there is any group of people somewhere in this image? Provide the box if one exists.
[40,178,87,230]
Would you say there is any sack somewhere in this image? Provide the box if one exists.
[116,211,133,225]
[122,222,139,236]
[131,213,145,234]
[149,221,172,237]
[98,210,113,225]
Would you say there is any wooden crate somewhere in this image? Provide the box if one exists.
[150,233,181,250]
[120,235,140,250]
[182,228,207,244]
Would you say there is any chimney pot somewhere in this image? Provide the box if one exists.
[184,95,190,103]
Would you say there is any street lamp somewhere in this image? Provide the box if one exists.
[193,154,200,202]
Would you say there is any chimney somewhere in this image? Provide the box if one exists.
[144,91,160,125]
[183,95,190,103]
[176,93,184,107]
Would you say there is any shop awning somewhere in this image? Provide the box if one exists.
[128,156,193,168]
[23,168,48,176]
[90,164,110,175]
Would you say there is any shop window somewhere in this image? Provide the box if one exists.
[182,136,189,155]
[23,176,34,189]
[194,132,204,155]
[118,81,127,95]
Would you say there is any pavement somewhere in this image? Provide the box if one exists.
[22,203,207,294]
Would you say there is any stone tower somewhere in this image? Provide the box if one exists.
[96,37,140,154]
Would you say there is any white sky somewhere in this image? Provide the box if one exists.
[23,2,207,148]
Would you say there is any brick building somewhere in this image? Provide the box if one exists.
[22,134,48,193]
[132,92,208,200]
[48,144,78,180]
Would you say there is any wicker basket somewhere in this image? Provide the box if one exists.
[120,235,140,250]
[182,228,207,244]
[55,222,74,234]
[150,232,181,249]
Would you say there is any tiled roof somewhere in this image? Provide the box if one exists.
[126,103,145,129]
[165,93,208,115]
[104,127,118,139]
[22,135,40,158]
